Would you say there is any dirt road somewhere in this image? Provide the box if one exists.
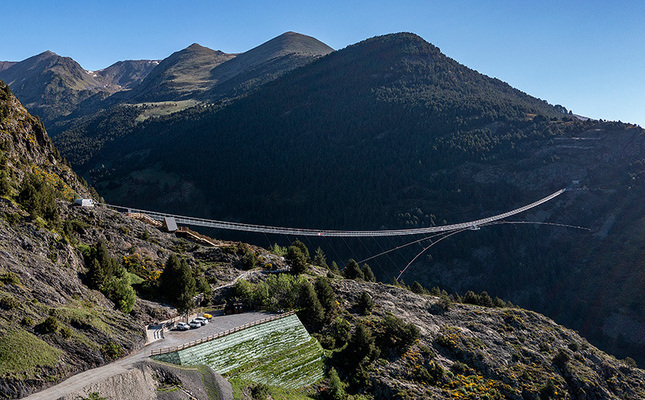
[23,312,272,400]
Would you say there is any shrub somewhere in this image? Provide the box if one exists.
[0,271,20,285]
[624,357,637,369]
[60,325,73,339]
[553,349,569,369]
[451,361,468,374]
[101,341,123,360]
[249,383,270,400]
[0,295,18,310]
[375,315,420,354]
[236,243,257,270]
[39,316,59,334]
[356,291,373,315]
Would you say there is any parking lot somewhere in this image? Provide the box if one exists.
[151,311,274,353]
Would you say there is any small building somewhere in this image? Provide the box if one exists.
[225,302,244,315]
[74,198,94,207]
[163,217,178,232]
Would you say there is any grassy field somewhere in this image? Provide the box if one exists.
[134,100,199,123]
[0,329,62,376]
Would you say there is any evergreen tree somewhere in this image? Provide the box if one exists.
[315,277,336,316]
[341,323,378,369]
[298,280,324,327]
[324,367,346,400]
[175,259,197,315]
[0,171,10,196]
[291,239,310,262]
[411,281,426,294]
[362,264,376,282]
[329,261,340,275]
[343,259,364,280]
[479,291,494,307]
[286,245,307,274]
[159,255,196,310]
[159,254,182,299]
[17,173,58,223]
[313,246,328,269]
[86,258,105,290]
[356,291,374,315]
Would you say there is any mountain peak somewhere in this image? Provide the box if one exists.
[186,43,208,51]
[261,31,335,55]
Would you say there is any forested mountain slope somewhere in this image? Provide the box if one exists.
[49,33,645,366]
[2,77,645,399]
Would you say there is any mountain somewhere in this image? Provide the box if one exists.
[115,43,236,102]
[1,79,645,399]
[51,32,645,367]
[118,31,333,103]
[94,59,160,90]
[200,31,334,100]
[0,51,112,124]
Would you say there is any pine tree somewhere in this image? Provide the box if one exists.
[356,291,374,315]
[286,245,307,274]
[343,259,364,280]
[298,280,324,327]
[329,261,340,275]
[362,264,376,282]
[313,246,328,269]
[325,367,346,400]
[291,239,310,262]
[315,277,336,316]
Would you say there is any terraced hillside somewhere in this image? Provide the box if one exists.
[152,314,324,388]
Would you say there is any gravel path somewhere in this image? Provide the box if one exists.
[23,312,272,400]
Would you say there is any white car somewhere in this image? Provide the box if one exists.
[189,320,201,329]
[195,317,208,325]
[176,322,189,331]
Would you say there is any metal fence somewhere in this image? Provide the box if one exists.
[150,311,296,356]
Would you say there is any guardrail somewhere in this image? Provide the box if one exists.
[150,311,296,356]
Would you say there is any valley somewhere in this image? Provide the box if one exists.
[1,29,645,400]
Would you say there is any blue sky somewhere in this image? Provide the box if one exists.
[2,0,644,126]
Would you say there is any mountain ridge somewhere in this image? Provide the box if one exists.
[49,32,645,367]
[1,77,645,399]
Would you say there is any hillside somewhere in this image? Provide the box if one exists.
[0,81,212,398]
[49,32,645,367]
[115,43,236,103]
[200,31,334,100]
[1,78,645,399]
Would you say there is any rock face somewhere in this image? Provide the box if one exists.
[333,279,645,399]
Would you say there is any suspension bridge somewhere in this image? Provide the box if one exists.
[103,188,567,238]
[101,187,587,280]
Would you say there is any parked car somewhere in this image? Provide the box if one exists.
[195,316,208,325]
[189,320,201,329]
[202,313,212,319]
[176,322,189,331]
